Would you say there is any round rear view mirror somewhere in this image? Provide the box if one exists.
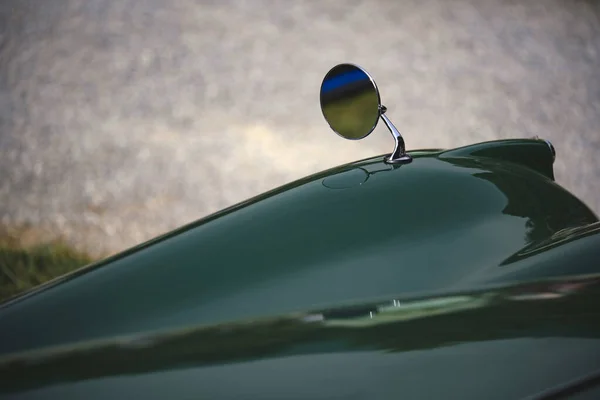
[320,64,381,140]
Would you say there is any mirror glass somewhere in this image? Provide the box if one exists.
[320,64,381,140]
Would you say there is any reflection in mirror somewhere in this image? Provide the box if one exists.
[320,64,381,140]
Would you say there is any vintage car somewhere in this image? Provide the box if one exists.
[1,64,599,399]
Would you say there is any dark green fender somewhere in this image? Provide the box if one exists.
[1,139,600,399]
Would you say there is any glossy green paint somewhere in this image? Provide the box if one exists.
[2,274,600,399]
[1,138,599,398]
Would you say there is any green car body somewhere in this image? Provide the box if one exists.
[1,138,600,399]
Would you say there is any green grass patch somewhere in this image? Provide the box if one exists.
[0,239,93,302]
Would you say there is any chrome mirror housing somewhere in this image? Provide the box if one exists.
[320,63,411,164]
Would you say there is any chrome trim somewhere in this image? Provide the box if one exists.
[380,105,412,164]
[544,139,556,163]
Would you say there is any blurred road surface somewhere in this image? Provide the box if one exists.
[1,0,599,255]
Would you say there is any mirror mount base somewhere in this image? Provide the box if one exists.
[385,153,413,164]
[380,106,412,165]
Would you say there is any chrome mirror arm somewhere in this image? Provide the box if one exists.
[380,105,412,164]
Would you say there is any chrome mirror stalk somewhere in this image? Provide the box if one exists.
[380,105,412,164]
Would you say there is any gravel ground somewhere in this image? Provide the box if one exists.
[0,0,599,256]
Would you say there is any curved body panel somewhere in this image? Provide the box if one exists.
[3,274,600,399]
[1,139,599,398]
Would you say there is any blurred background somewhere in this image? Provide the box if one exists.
[1,0,599,257]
